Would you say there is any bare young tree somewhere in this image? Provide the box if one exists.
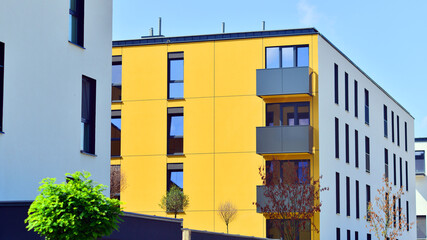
[110,165,127,199]
[218,201,238,234]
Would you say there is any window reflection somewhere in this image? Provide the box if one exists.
[266,47,280,69]
[266,160,310,185]
[266,45,309,69]
[266,102,310,126]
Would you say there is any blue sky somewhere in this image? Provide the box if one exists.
[113,0,427,137]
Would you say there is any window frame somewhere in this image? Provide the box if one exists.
[265,102,310,127]
[365,136,370,173]
[416,150,425,175]
[404,121,408,151]
[383,105,388,137]
[397,116,400,146]
[417,215,427,238]
[69,0,85,47]
[345,72,349,111]
[334,64,339,104]
[167,163,184,191]
[112,55,122,102]
[384,148,389,180]
[393,154,397,186]
[167,107,184,155]
[111,110,121,157]
[336,172,340,214]
[345,123,349,164]
[335,117,339,159]
[167,52,184,100]
[265,45,309,69]
[391,111,395,142]
[355,130,359,168]
[366,184,371,221]
[364,89,369,125]
[346,176,350,217]
[355,180,360,219]
[354,80,358,117]
[81,75,96,155]
[0,41,4,133]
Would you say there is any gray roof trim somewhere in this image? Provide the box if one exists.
[182,228,278,240]
[318,34,414,119]
[415,138,427,142]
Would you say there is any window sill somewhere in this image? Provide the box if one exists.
[68,41,85,49]
[0,131,4,134]
[167,153,185,157]
[416,173,426,176]
[80,150,97,157]
[112,100,123,103]
[167,98,185,101]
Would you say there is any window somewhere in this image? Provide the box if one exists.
[335,64,339,104]
[393,154,397,186]
[345,72,349,111]
[346,176,350,217]
[366,185,371,221]
[407,201,409,231]
[405,161,408,191]
[383,105,388,137]
[367,234,371,240]
[405,121,408,151]
[347,230,350,240]
[354,80,358,117]
[110,165,121,200]
[336,172,340,214]
[266,45,309,69]
[356,180,360,219]
[355,231,358,240]
[112,56,122,101]
[266,102,309,126]
[266,160,310,185]
[364,89,369,125]
[168,52,184,99]
[400,157,403,188]
[398,198,401,229]
[397,116,400,146]
[365,137,370,173]
[81,76,96,154]
[335,118,339,159]
[418,215,426,238]
[391,111,395,142]
[416,151,425,175]
[0,41,3,132]
[167,163,183,191]
[266,219,310,239]
[384,148,389,179]
[69,0,84,46]
[337,228,340,240]
[111,110,121,157]
[345,124,349,164]
[167,107,183,155]
[355,130,359,168]
[393,196,396,228]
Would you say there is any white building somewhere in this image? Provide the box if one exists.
[0,0,112,236]
[416,138,427,239]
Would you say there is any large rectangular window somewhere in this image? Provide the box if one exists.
[266,219,310,239]
[365,137,370,173]
[335,118,339,159]
[345,72,349,111]
[167,107,184,155]
[168,52,184,99]
[266,160,310,185]
[334,64,339,104]
[0,41,4,132]
[346,176,350,217]
[418,215,426,238]
[345,124,349,164]
[383,105,388,137]
[393,154,397,186]
[391,111,395,142]
[69,0,84,46]
[366,185,371,221]
[355,180,360,219]
[111,110,121,157]
[355,130,359,168]
[400,157,403,188]
[364,89,369,125]
[397,116,400,146]
[167,163,183,191]
[81,76,96,154]
[384,148,389,180]
[336,172,340,214]
[416,150,425,175]
[266,45,309,69]
[354,231,358,240]
[354,80,358,117]
[266,102,309,126]
[112,55,122,101]
[405,121,408,152]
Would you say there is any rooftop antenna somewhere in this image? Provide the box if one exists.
[222,22,225,33]
[149,28,153,36]
[262,21,265,31]
[158,17,162,36]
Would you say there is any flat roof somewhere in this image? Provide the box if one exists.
[112,28,413,119]
[416,138,427,142]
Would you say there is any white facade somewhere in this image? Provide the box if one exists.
[416,139,427,238]
[0,0,112,201]
[318,36,416,239]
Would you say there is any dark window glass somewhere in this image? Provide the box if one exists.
[334,64,339,104]
[336,172,340,214]
[384,105,388,137]
[266,219,310,239]
[168,52,184,99]
[337,228,340,240]
[393,154,397,186]
[266,160,310,185]
[417,215,426,238]
[347,230,350,240]
[0,41,4,132]
[384,148,389,179]
[398,198,401,229]
[167,163,183,191]
[405,122,408,152]
[355,231,358,240]
[265,45,309,69]
[364,89,369,125]
[407,201,409,231]
[416,151,425,175]
[335,118,339,158]
[345,73,349,111]
[81,76,96,154]
[366,185,371,221]
[346,176,350,217]
[354,80,358,117]
[397,116,400,146]
[167,107,183,154]
[345,124,349,163]
[266,102,309,126]
[356,180,360,219]
[111,110,121,157]
[367,234,371,240]
[365,136,370,173]
[393,196,396,228]
[405,161,408,191]
[391,111,395,142]
[400,157,403,188]
[112,56,122,101]
[110,165,121,200]
[355,130,359,168]
[69,0,84,46]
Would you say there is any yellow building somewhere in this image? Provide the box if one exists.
[110,28,416,239]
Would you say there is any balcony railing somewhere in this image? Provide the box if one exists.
[256,67,312,96]
[256,125,313,154]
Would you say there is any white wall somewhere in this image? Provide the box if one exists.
[0,0,112,201]
[416,141,427,216]
[317,36,416,239]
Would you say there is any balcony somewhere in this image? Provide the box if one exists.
[256,185,313,213]
[256,125,313,154]
[256,67,312,96]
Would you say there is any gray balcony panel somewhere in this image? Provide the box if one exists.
[256,185,313,213]
[256,125,313,154]
[256,67,311,96]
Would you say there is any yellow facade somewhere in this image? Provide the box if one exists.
[112,33,320,238]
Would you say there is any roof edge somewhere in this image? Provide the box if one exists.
[415,138,427,142]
